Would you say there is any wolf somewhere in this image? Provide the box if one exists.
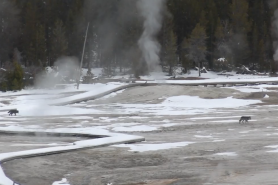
[239,116,251,123]
[8,109,19,116]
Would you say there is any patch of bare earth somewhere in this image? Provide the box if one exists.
[132,179,178,185]
[242,92,278,105]
[167,77,208,80]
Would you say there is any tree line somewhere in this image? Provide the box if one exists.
[0,0,278,83]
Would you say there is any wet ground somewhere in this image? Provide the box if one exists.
[2,86,278,185]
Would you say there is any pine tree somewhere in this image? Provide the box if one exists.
[12,78,19,91]
[23,1,38,66]
[165,30,177,76]
[51,19,68,65]
[12,49,24,90]
[185,23,207,76]
[204,0,218,67]
[229,0,251,66]
[26,42,36,66]
[36,24,47,67]
[0,0,20,66]
[250,24,259,69]
[230,0,250,34]
[258,39,266,72]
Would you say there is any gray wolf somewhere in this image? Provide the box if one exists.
[8,109,19,116]
[239,116,251,123]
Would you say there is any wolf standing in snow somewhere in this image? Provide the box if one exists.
[8,109,19,116]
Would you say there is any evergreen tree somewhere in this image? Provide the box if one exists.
[12,49,24,90]
[12,78,19,90]
[185,23,207,76]
[165,30,177,76]
[36,24,47,67]
[0,0,20,67]
[230,0,250,34]
[204,0,218,67]
[0,0,277,75]
[214,18,232,61]
[229,0,251,66]
[51,19,68,65]
[23,1,38,66]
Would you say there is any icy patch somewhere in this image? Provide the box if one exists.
[11,143,70,147]
[212,139,225,142]
[194,135,213,138]
[113,96,260,116]
[52,178,70,185]
[59,116,93,120]
[161,123,177,127]
[98,89,125,100]
[214,152,237,156]
[265,145,278,149]
[99,117,119,122]
[113,142,195,152]
[209,120,239,123]
[0,103,103,116]
[108,123,140,127]
[265,145,278,153]
[162,96,259,109]
[112,125,158,132]
[211,120,257,123]
[239,129,257,134]
[51,83,124,105]
[190,116,241,120]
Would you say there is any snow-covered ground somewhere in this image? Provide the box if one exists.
[1,70,278,185]
[88,96,261,116]
[52,178,70,185]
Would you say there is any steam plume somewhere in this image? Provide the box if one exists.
[137,0,166,72]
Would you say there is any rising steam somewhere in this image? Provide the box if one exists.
[137,0,166,72]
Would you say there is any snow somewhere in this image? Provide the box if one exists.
[111,96,261,115]
[161,123,177,127]
[0,82,129,116]
[209,120,239,123]
[194,135,213,138]
[0,104,103,117]
[52,178,70,185]
[218,58,226,62]
[212,139,226,142]
[214,152,237,156]
[190,116,241,120]
[265,145,278,153]
[138,69,275,81]
[0,125,144,185]
[163,96,259,108]
[112,125,158,132]
[11,143,70,147]
[49,82,125,105]
[0,70,277,184]
[98,89,125,100]
[239,129,257,134]
[113,142,195,152]
[81,68,103,77]
[264,94,270,98]
[224,84,278,93]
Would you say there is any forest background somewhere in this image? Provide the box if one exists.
[1,0,278,84]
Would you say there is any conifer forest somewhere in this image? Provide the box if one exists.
[1,0,278,90]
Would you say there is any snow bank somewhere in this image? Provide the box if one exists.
[0,126,145,185]
[113,141,195,152]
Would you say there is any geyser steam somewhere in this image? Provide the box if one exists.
[137,0,166,72]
